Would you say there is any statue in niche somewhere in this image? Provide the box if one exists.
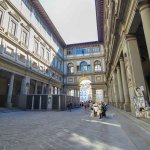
[124,53,132,87]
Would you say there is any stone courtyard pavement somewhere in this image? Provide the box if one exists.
[0,107,150,150]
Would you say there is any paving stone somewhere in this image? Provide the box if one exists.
[0,107,149,149]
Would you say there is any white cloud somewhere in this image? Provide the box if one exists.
[39,0,98,44]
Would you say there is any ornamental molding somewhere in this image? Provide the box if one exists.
[8,11,21,22]
[0,0,8,10]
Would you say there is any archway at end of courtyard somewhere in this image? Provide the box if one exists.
[79,79,92,102]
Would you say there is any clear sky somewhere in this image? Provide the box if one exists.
[39,0,98,44]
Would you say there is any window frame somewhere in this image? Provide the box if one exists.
[21,27,29,46]
[34,39,39,53]
[67,63,74,74]
[0,8,4,26]
[94,60,102,72]
[8,17,18,36]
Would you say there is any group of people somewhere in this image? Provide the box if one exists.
[80,101,91,110]
[91,101,108,119]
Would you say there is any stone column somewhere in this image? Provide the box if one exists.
[41,83,45,94]
[46,84,51,95]
[112,71,119,108]
[120,58,130,111]
[116,66,124,109]
[34,81,38,94]
[125,35,148,103]
[7,74,15,107]
[139,2,150,59]
[21,76,30,95]
[53,86,55,94]
[92,87,96,102]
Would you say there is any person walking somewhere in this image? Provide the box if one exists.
[69,102,72,112]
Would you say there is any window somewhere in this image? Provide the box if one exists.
[0,10,3,25]
[80,61,90,71]
[67,63,74,73]
[67,49,74,55]
[41,47,44,58]
[34,40,38,53]
[94,60,102,71]
[76,48,90,55]
[22,30,28,45]
[93,47,100,53]
[9,19,17,36]
[47,51,50,61]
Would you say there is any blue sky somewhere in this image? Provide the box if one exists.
[39,0,98,44]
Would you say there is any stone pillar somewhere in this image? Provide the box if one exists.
[53,86,55,94]
[41,83,45,94]
[46,84,51,95]
[125,35,148,105]
[112,71,119,108]
[57,88,60,95]
[92,87,96,102]
[7,74,15,107]
[120,58,131,111]
[34,81,38,94]
[21,76,30,95]
[116,67,124,109]
[55,87,57,94]
[51,86,53,94]
[139,2,150,59]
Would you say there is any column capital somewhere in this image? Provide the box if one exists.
[138,0,150,12]
[124,34,137,42]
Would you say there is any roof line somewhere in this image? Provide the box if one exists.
[29,0,66,47]
[66,41,102,47]
[95,0,104,42]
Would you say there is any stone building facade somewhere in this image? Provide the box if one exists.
[96,0,150,113]
[64,42,107,102]
[0,0,64,107]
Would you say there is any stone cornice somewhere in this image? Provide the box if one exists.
[95,0,104,42]
[29,0,66,47]
[0,0,8,10]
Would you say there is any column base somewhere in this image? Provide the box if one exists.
[124,103,131,112]
[119,102,124,110]
[6,102,12,108]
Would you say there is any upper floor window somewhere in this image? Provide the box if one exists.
[34,39,38,53]
[80,61,91,71]
[93,47,100,53]
[67,49,74,55]
[0,10,3,25]
[47,51,50,61]
[21,29,28,46]
[41,46,45,58]
[94,60,102,71]
[9,19,17,36]
[76,48,90,55]
[67,63,74,73]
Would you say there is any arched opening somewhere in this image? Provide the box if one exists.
[94,60,102,72]
[79,79,92,102]
[80,61,91,72]
[67,63,74,74]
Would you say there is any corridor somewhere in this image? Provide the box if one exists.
[0,107,150,150]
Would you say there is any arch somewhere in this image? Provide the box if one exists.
[79,79,92,101]
[67,63,74,73]
[80,61,91,71]
[94,60,102,71]
[78,76,91,84]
